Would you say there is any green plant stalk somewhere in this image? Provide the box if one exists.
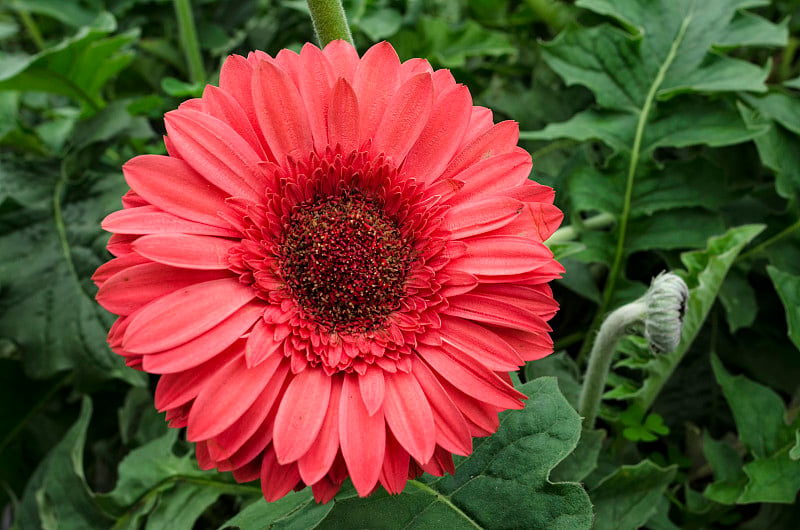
[13,4,45,51]
[576,14,692,366]
[307,0,354,47]
[736,217,800,263]
[173,0,205,85]
[578,300,646,428]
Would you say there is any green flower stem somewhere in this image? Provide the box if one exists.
[578,299,646,429]
[546,211,616,246]
[576,14,692,367]
[173,0,205,84]
[13,3,45,51]
[307,0,354,47]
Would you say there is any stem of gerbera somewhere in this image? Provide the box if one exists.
[306,0,354,47]
[173,0,205,85]
[578,299,646,429]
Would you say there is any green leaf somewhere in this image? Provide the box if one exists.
[766,266,800,351]
[15,397,112,529]
[0,126,145,385]
[0,13,137,112]
[355,8,403,41]
[8,0,100,28]
[719,268,758,332]
[713,11,789,49]
[711,354,793,458]
[632,224,765,409]
[551,428,605,482]
[741,92,800,135]
[100,430,256,529]
[738,101,800,199]
[739,446,800,504]
[709,354,800,504]
[218,490,333,530]
[392,17,516,68]
[526,99,765,156]
[524,351,581,408]
[547,0,774,108]
[317,377,592,529]
[590,460,677,530]
[703,431,747,505]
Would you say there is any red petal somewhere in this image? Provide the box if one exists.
[441,120,519,180]
[142,301,263,373]
[123,278,256,353]
[273,368,333,464]
[260,446,301,502]
[132,233,238,270]
[92,253,149,284]
[323,40,359,82]
[102,206,237,237]
[296,43,334,152]
[383,371,436,463]
[448,236,553,276]
[208,360,290,460]
[442,197,523,239]
[438,315,523,372]
[219,54,272,157]
[327,78,360,153]
[404,84,472,185]
[353,42,401,141]
[298,376,343,485]
[339,373,385,496]
[252,59,314,163]
[358,366,385,416]
[371,73,433,164]
[416,344,525,410]
[411,358,472,456]
[379,429,410,494]
[444,292,551,334]
[201,85,266,158]
[164,110,264,201]
[447,149,532,206]
[245,318,283,368]
[123,155,232,227]
[153,343,241,410]
[187,353,284,441]
[97,262,228,315]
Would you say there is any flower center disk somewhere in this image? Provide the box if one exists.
[280,194,412,332]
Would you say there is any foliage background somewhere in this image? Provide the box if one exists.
[1,0,799,528]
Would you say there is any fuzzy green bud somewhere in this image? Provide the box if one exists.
[644,272,689,354]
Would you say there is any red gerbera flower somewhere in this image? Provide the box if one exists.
[94,40,564,503]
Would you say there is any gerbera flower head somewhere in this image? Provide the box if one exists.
[94,40,564,503]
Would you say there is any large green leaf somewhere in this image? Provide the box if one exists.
[707,355,800,504]
[0,13,137,112]
[527,0,777,154]
[0,105,149,385]
[13,398,112,530]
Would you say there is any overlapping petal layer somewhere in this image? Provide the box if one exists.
[95,40,563,503]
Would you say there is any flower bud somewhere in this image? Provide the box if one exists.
[644,272,689,353]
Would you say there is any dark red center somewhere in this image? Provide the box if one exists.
[279,194,412,332]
